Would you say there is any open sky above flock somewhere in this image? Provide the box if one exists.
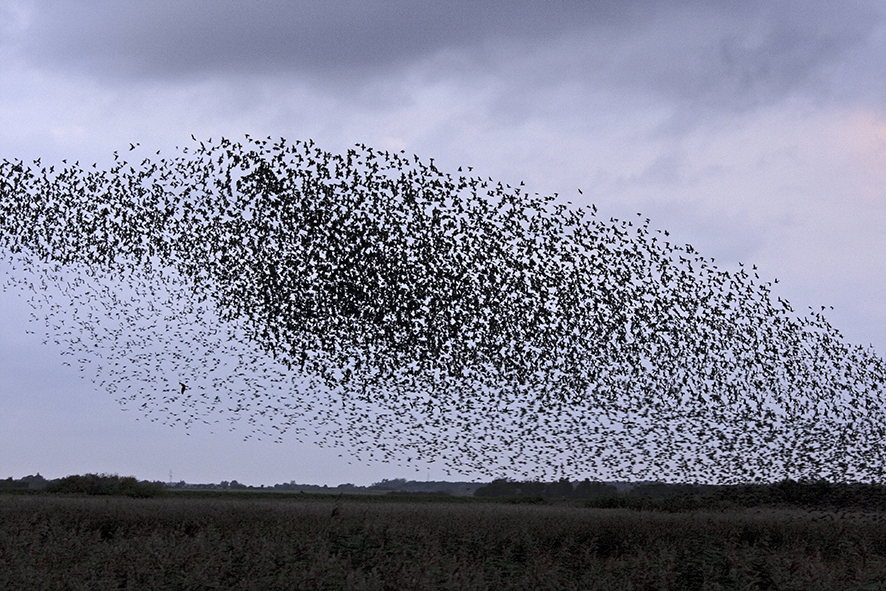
[1,0,885,487]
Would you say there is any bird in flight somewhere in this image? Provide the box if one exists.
[2,135,884,485]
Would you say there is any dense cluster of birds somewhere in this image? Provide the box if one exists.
[2,136,885,484]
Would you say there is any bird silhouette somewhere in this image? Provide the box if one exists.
[1,136,884,485]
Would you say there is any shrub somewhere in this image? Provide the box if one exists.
[45,473,166,498]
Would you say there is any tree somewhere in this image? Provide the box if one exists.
[573,479,618,499]
[474,479,520,497]
[545,478,574,498]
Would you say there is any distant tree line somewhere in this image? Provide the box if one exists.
[0,474,48,490]
[266,478,482,496]
[0,474,485,496]
[474,478,618,499]
[8,473,886,510]
[44,474,167,498]
[474,478,886,511]
[0,474,165,497]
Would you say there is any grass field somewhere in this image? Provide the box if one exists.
[2,492,886,590]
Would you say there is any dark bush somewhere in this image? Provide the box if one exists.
[45,473,166,498]
[474,478,520,497]
[507,495,548,505]
[573,479,618,498]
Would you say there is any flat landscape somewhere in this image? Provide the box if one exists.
[3,491,886,591]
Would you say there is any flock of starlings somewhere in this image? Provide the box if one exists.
[2,136,884,484]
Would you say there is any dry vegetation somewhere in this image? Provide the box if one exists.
[2,492,886,590]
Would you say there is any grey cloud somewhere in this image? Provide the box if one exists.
[471,0,886,134]
[14,0,628,80]
[14,1,868,72]
[674,5,884,111]
[616,6,876,96]
[632,152,683,185]
[10,0,886,120]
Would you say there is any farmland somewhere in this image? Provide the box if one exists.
[2,491,885,590]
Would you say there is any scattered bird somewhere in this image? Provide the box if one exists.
[1,136,884,485]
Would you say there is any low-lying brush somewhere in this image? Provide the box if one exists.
[43,473,167,498]
[2,494,885,590]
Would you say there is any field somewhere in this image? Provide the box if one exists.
[2,492,886,591]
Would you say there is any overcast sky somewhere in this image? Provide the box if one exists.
[2,0,885,486]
